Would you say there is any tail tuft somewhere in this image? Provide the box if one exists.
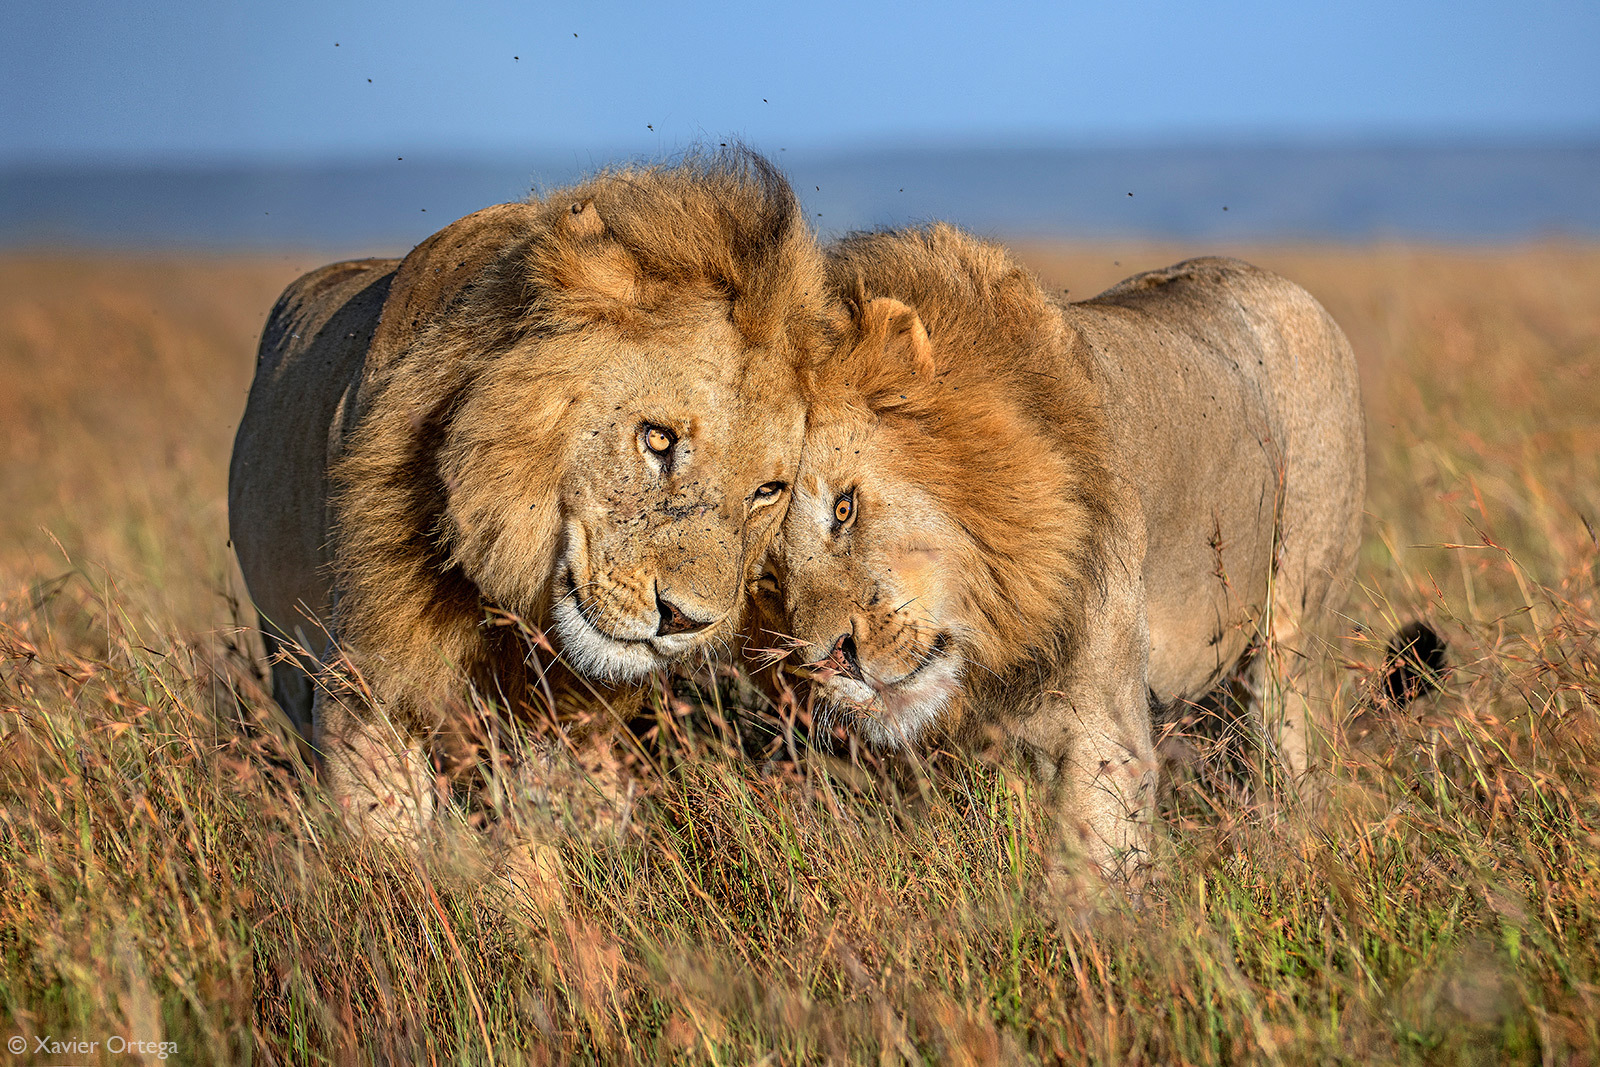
[1380,621,1448,706]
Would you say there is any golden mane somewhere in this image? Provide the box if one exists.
[819,224,1115,677]
[330,149,828,712]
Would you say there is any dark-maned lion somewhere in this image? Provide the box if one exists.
[754,225,1366,883]
[229,150,829,842]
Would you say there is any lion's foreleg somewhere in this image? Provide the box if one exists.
[312,672,435,845]
[1021,718,1157,891]
[1013,571,1157,890]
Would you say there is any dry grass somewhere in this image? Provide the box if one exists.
[2,244,1598,1064]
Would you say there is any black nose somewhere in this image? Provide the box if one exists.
[656,594,711,637]
[832,633,863,680]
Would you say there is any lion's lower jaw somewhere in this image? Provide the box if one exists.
[823,658,963,750]
[550,597,668,684]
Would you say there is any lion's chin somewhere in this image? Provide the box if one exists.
[549,592,669,684]
[820,654,963,750]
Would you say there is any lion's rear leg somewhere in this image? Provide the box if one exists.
[312,681,435,845]
[1241,604,1348,800]
[1154,667,1261,805]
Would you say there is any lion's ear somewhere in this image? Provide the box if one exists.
[859,297,934,380]
[365,202,538,388]
[827,296,937,410]
[855,296,935,382]
[561,199,604,239]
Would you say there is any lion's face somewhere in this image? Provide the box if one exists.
[547,308,805,682]
[773,406,973,748]
[324,153,833,713]
[765,280,1098,749]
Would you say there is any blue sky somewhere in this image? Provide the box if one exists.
[4,0,1598,165]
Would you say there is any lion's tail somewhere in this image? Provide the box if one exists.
[1374,621,1449,709]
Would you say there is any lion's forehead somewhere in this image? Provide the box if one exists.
[592,343,805,469]
[794,422,932,525]
[726,394,806,468]
[795,414,874,488]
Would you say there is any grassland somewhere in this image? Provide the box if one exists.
[1,243,1597,1065]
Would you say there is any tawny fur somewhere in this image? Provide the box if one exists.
[808,227,1117,678]
[229,149,831,843]
[756,224,1365,883]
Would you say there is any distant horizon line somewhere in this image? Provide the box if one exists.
[8,137,1594,248]
[6,130,1600,172]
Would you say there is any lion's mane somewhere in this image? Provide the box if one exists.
[818,225,1115,683]
[330,150,829,715]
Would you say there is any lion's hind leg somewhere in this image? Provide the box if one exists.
[1153,625,1337,814]
[1240,598,1356,803]
[1152,664,1263,809]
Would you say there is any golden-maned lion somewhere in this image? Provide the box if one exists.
[755,225,1366,883]
[229,150,829,842]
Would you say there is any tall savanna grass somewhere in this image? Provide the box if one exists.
[1,245,1597,1064]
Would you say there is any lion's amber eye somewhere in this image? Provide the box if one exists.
[643,426,675,455]
[834,492,855,526]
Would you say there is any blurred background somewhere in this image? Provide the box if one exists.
[4,0,1598,250]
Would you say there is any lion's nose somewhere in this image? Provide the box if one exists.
[830,633,863,680]
[655,594,711,637]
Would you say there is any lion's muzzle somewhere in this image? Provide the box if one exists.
[797,624,963,748]
[655,594,712,636]
[550,558,729,683]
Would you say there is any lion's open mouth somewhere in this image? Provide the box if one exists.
[799,628,959,735]
[796,630,952,690]
[805,632,962,750]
